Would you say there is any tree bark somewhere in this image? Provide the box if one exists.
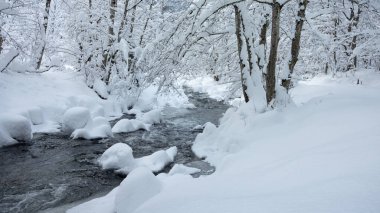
[234,5,249,103]
[282,0,308,91]
[103,0,118,85]
[266,2,281,104]
[35,0,52,70]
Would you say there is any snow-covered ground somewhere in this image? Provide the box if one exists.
[69,71,380,213]
[0,71,191,146]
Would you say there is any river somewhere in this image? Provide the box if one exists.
[0,88,229,213]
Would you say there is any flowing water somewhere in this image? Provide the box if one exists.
[0,89,229,213]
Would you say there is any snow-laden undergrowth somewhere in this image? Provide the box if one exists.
[69,71,380,213]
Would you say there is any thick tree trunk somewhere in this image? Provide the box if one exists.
[282,0,308,91]
[266,2,281,104]
[234,5,249,103]
[35,0,52,70]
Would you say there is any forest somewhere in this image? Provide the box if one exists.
[0,0,380,213]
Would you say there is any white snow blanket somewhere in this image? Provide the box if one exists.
[67,167,162,213]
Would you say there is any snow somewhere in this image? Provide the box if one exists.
[71,116,113,139]
[112,119,150,133]
[115,168,162,213]
[0,71,111,134]
[136,109,162,124]
[27,107,44,125]
[93,79,109,99]
[66,188,118,213]
[134,146,177,173]
[75,72,380,213]
[185,76,231,101]
[68,168,162,213]
[0,49,19,72]
[168,164,201,176]
[62,107,91,133]
[98,143,177,174]
[0,114,32,147]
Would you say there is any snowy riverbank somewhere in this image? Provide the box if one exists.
[0,70,192,147]
[69,71,380,213]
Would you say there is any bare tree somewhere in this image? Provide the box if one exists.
[282,0,308,91]
[35,0,52,70]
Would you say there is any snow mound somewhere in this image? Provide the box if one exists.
[137,109,162,124]
[62,107,91,133]
[135,146,177,173]
[0,114,32,147]
[27,107,44,125]
[112,119,150,133]
[115,167,162,213]
[98,143,177,174]
[68,168,162,213]
[71,116,113,139]
[91,105,105,118]
[98,143,135,171]
[168,164,201,176]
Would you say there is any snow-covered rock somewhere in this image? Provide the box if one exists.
[137,109,162,124]
[62,107,91,133]
[71,116,113,139]
[115,167,162,213]
[0,114,32,147]
[112,119,150,133]
[168,164,201,176]
[98,143,177,174]
[28,107,44,125]
[136,146,177,173]
[98,143,136,171]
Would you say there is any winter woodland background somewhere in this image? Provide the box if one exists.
[1,0,380,213]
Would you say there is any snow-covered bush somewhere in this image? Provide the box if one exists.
[0,114,32,147]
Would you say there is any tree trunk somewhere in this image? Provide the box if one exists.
[258,13,269,85]
[103,0,117,85]
[282,0,308,91]
[0,30,3,54]
[35,0,52,70]
[234,5,249,103]
[266,2,281,104]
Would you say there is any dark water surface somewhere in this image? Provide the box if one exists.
[0,89,229,213]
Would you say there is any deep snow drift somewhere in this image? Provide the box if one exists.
[69,71,380,213]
